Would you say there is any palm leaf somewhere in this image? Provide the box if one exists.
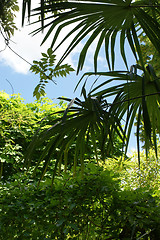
[22,0,31,25]
[22,0,160,71]
[25,90,124,181]
[78,65,160,159]
[136,106,141,168]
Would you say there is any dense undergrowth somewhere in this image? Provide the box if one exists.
[0,92,160,240]
[1,162,160,240]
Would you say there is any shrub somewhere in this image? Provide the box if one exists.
[0,163,160,240]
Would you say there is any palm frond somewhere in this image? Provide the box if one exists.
[22,0,160,71]
[25,89,124,181]
[78,64,160,158]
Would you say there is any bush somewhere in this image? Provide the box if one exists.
[0,92,65,180]
[0,163,160,240]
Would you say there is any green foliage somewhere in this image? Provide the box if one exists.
[21,0,160,164]
[0,0,19,38]
[119,149,160,192]
[81,64,160,161]
[140,35,160,76]
[26,63,160,175]
[0,91,159,239]
[2,1,160,239]
[30,48,74,99]
[138,0,160,77]
[1,163,160,239]
[25,89,124,183]
[22,0,160,73]
[0,91,65,180]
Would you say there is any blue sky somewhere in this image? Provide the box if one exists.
[0,35,135,102]
[0,61,79,103]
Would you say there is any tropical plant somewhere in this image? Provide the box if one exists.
[0,0,19,39]
[25,87,124,182]
[22,0,160,71]
[21,0,160,169]
[0,91,123,182]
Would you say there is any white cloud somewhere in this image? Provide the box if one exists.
[0,1,80,74]
[0,0,105,74]
[0,1,43,73]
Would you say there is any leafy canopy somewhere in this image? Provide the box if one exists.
[22,0,160,167]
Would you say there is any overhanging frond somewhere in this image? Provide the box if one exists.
[22,0,160,72]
